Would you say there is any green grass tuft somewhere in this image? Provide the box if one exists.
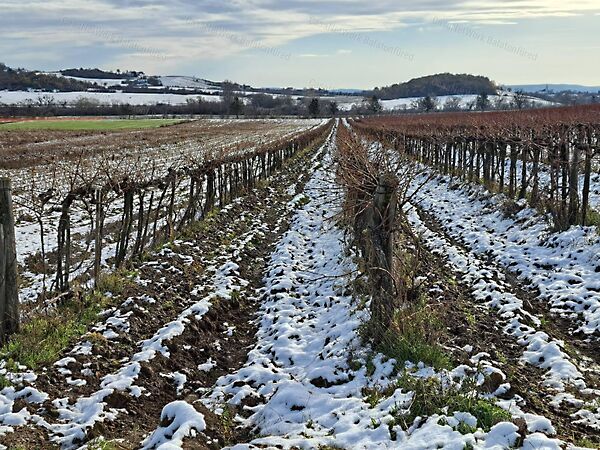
[392,372,511,432]
[0,269,136,370]
[86,438,125,450]
[586,208,600,228]
[96,269,135,295]
[0,290,111,369]
[0,118,184,131]
[375,296,452,371]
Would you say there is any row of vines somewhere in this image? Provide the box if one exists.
[17,120,333,303]
[352,105,600,230]
[335,120,404,343]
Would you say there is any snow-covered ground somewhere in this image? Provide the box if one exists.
[59,76,129,87]
[158,75,220,92]
[504,158,600,212]
[200,124,570,449]
[409,172,600,337]
[406,205,600,429]
[5,118,326,303]
[0,144,310,447]
[47,72,220,92]
[0,89,356,107]
[338,92,556,111]
[1,123,597,448]
[1,85,556,111]
[0,90,222,106]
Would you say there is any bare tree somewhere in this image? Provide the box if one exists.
[512,90,529,110]
[221,80,236,114]
[308,98,320,117]
[418,95,437,112]
[364,95,383,114]
[443,96,462,111]
[476,93,490,111]
[230,96,244,118]
[328,101,339,117]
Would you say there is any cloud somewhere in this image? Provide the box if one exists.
[299,53,329,58]
[0,0,598,73]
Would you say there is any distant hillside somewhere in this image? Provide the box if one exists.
[0,63,92,92]
[508,84,600,94]
[373,73,497,100]
[61,68,143,79]
[159,76,220,91]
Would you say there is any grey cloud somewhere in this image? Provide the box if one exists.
[1,0,599,72]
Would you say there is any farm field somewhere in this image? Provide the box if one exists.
[0,110,598,450]
[0,118,327,303]
[0,118,185,131]
[0,89,555,113]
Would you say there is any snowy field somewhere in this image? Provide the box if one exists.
[2,118,326,303]
[0,90,222,106]
[0,120,597,449]
[339,92,556,111]
[0,87,555,111]
[47,72,221,92]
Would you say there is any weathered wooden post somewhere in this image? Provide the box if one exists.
[0,178,19,342]
[367,172,399,344]
[581,142,592,226]
[93,188,103,288]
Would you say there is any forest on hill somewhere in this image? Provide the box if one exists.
[373,73,497,99]
[0,63,91,91]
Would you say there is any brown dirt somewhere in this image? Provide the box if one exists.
[0,140,320,449]
[410,207,600,446]
[0,119,315,170]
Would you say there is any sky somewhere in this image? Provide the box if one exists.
[2,0,600,89]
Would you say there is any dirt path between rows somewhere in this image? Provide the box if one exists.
[410,204,600,445]
[0,137,327,449]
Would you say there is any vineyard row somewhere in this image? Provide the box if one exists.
[353,105,600,230]
[14,120,333,304]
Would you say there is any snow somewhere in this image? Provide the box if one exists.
[409,171,600,336]
[0,87,558,111]
[159,76,219,92]
[18,125,323,447]
[141,401,205,449]
[406,206,586,393]
[0,386,47,431]
[41,238,251,447]
[0,121,591,448]
[207,138,412,447]
[483,422,520,449]
[4,118,325,304]
[49,72,220,91]
[197,359,216,373]
[203,122,546,449]
[161,372,187,396]
[72,342,93,356]
[0,90,221,106]
[61,76,129,87]
[522,433,564,450]
[55,357,76,368]
[337,92,556,111]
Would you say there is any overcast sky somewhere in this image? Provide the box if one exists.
[2,0,600,89]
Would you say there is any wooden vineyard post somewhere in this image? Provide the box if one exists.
[518,143,528,200]
[94,188,103,289]
[568,142,580,226]
[581,141,592,226]
[531,144,541,205]
[367,173,399,344]
[0,178,19,342]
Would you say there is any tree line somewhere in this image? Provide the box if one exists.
[0,63,90,92]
